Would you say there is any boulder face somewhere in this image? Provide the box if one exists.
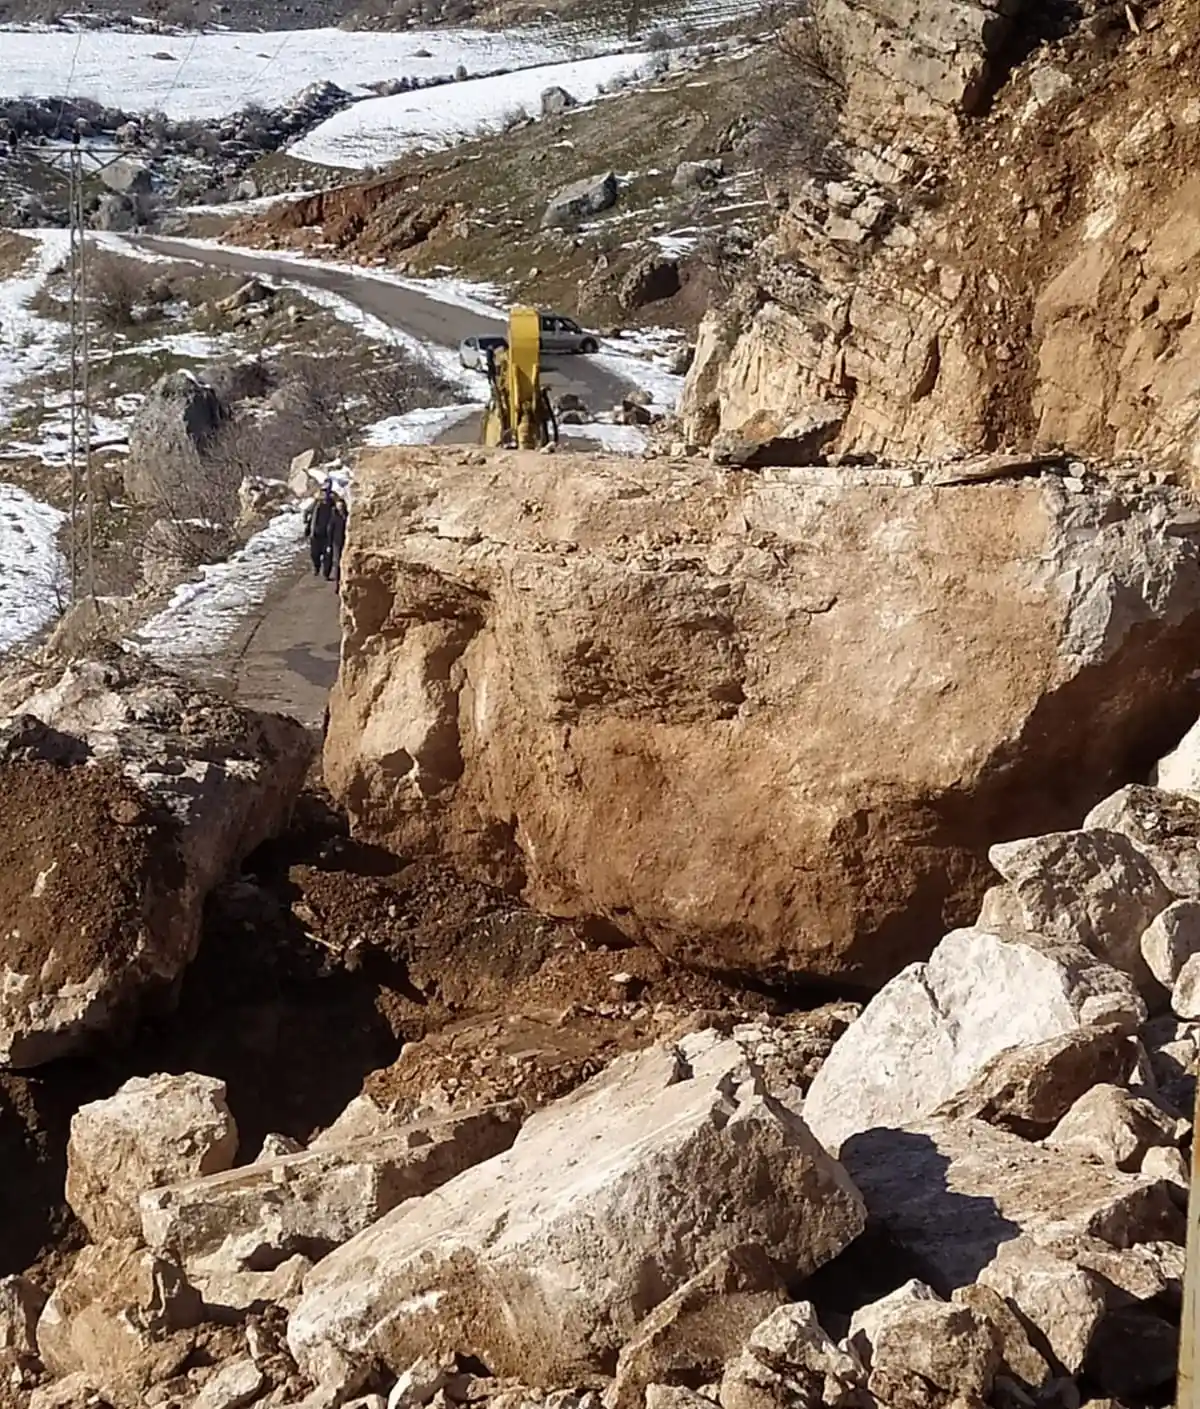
[0,656,314,1067]
[325,448,1200,986]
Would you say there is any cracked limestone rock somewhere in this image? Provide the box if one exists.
[326,449,1200,987]
[67,1072,238,1242]
[803,925,1142,1153]
[287,1037,865,1394]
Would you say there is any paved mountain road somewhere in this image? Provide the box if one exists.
[137,237,642,411]
[136,237,641,723]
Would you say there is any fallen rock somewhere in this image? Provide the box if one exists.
[326,453,1200,987]
[542,171,619,228]
[840,1114,1184,1294]
[0,1274,45,1356]
[847,1281,941,1370]
[385,1353,457,1409]
[987,829,1173,991]
[1173,952,1200,1019]
[979,1236,1107,1375]
[140,1104,523,1298]
[540,85,576,116]
[36,1239,202,1401]
[950,1283,1052,1390]
[215,279,274,315]
[1141,898,1200,989]
[867,1297,1001,1408]
[672,159,724,192]
[194,1358,265,1409]
[1084,784,1200,898]
[933,1024,1133,1139]
[101,158,152,197]
[803,926,1142,1153]
[0,655,313,1067]
[67,1072,238,1241]
[287,1038,865,1393]
[1045,1083,1178,1171]
[607,1246,786,1409]
[1153,714,1200,796]
[741,1301,862,1402]
[237,475,290,527]
[126,371,227,505]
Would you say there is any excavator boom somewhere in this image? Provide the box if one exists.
[481,305,558,449]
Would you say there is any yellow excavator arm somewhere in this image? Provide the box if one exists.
[480,305,559,450]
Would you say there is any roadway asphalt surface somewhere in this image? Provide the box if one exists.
[134,236,640,722]
[137,237,641,412]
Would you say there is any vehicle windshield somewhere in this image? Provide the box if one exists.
[480,336,507,349]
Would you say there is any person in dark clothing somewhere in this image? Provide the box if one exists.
[303,479,348,582]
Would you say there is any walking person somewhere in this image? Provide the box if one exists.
[303,478,347,582]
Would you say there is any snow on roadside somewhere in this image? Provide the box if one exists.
[0,486,66,652]
[0,231,71,427]
[0,232,73,650]
[0,28,580,119]
[364,403,481,446]
[131,507,305,662]
[293,51,653,169]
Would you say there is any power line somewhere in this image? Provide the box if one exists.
[158,28,204,115]
[52,29,85,140]
[231,31,294,109]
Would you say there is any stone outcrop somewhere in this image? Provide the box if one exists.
[678,0,1200,475]
[125,370,227,505]
[325,448,1200,986]
[287,1036,865,1393]
[0,655,313,1067]
[67,1073,238,1242]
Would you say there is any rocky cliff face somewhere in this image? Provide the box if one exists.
[680,0,1200,478]
[323,447,1200,987]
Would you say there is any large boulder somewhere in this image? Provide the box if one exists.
[324,451,1200,987]
[286,1036,866,1394]
[0,656,313,1067]
[67,1073,238,1242]
[541,171,619,228]
[125,370,227,506]
[802,926,1143,1153]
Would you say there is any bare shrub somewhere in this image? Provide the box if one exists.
[88,250,156,330]
[746,20,849,182]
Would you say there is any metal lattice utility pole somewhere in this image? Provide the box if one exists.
[66,145,80,604]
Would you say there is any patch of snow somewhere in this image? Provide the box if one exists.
[364,403,480,446]
[132,506,306,660]
[593,350,685,410]
[0,28,583,119]
[0,230,72,427]
[292,51,652,169]
[0,485,66,652]
[563,421,648,453]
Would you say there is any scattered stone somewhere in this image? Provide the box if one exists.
[607,1246,786,1409]
[194,1358,266,1409]
[255,1133,304,1161]
[1173,951,1200,1018]
[867,1297,1001,1408]
[1045,1083,1178,1171]
[1141,1143,1189,1187]
[804,926,1142,1153]
[36,1239,202,1398]
[100,158,152,197]
[288,1039,866,1392]
[542,171,619,228]
[979,1237,1107,1374]
[933,1024,1133,1138]
[215,279,274,314]
[386,1354,457,1409]
[847,1281,941,1370]
[1084,784,1200,898]
[987,829,1173,991]
[67,1072,238,1241]
[951,1283,1052,1390]
[540,86,576,116]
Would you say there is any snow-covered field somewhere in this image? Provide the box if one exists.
[293,50,652,168]
[0,27,599,118]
